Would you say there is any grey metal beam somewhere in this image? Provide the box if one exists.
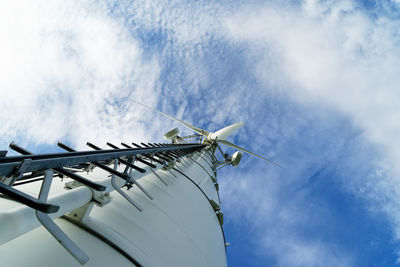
[0,143,205,176]
[9,142,106,192]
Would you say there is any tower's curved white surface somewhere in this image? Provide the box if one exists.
[0,148,227,267]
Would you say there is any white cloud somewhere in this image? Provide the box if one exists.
[221,0,400,263]
[0,1,162,149]
[225,1,400,160]
[115,0,222,47]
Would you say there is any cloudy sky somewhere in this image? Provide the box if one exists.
[2,0,400,266]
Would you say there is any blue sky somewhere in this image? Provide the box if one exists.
[1,0,400,266]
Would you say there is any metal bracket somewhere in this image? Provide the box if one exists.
[111,160,143,211]
[66,203,94,222]
[64,180,83,190]
[64,178,112,209]
[216,211,224,226]
[162,160,175,170]
[36,169,89,265]
[6,158,32,186]
[92,191,112,206]
[85,142,153,200]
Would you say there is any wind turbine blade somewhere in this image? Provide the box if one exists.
[134,101,210,136]
[218,139,284,169]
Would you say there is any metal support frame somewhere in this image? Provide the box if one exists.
[111,159,143,211]
[82,143,153,200]
[0,140,205,265]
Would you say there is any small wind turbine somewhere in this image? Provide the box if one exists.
[135,102,283,168]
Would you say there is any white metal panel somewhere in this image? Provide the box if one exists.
[0,149,227,267]
[87,159,226,266]
[0,219,135,267]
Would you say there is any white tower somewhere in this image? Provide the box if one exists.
[0,106,279,266]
